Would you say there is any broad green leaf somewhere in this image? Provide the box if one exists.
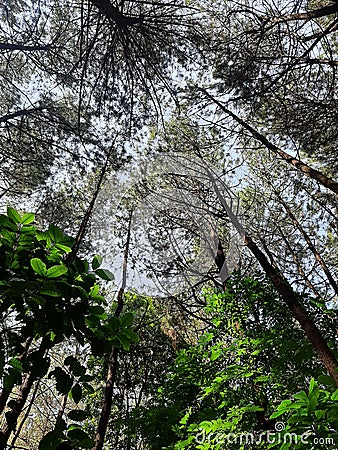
[8,358,23,372]
[50,367,73,394]
[4,367,22,392]
[64,356,85,377]
[71,383,82,404]
[120,312,134,328]
[0,214,18,230]
[1,229,16,244]
[92,254,103,270]
[20,213,35,225]
[7,207,21,223]
[38,429,63,450]
[55,244,72,253]
[116,333,131,351]
[31,258,47,276]
[40,289,60,297]
[318,375,335,387]
[122,328,139,343]
[89,305,107,319]
[90,284,100,296]
[308,378,316,396]
[68,409,88,421]
[67,426,93,447]
[48,224,65,243]
[331,390,338,401]
[107,316,120,332]
[210,349,222,361]
[270,410,290,419]
[46,265,68,278]
[95,268,114,281]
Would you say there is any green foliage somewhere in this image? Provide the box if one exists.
[83,292,177,449]
[137,272,335,449]
[268,379,338,449]
[0,208,139,448]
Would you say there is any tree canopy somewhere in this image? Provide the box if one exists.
[0,0,338,448]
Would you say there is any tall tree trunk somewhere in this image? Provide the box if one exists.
[207,167,338,386]
[92,212,133,450]
[0,337,32,415]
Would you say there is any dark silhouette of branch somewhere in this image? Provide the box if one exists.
[200,88,338,196]
[264,3,338,24]
[303,21,338,41]
[0,43,52,51]
[66,144,115,263]
[294,57,338,67]
[9,379,41,448]
[0,107,44,124]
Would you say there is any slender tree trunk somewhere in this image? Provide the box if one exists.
[200,89,338,196]
[207,167,338,386]
[0,337,33,415]
[0,338,50,444]
[92,212,133,450]
[278,196,338,296]
[244,234,338,386]
[9,379,41,448]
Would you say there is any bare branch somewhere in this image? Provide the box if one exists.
[0,43,52,51]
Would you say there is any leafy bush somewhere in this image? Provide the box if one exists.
[0,207,136,448]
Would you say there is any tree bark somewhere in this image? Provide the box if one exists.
[0,338,50,445]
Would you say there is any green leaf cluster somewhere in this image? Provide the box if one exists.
[136,272,335,450]
[0,208,139,448]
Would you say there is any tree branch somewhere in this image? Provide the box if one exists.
[0,107,44,124]
[264,3,338,24]
[200,88,338,196]
[92,211,133,450]
[0,43,52,51]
